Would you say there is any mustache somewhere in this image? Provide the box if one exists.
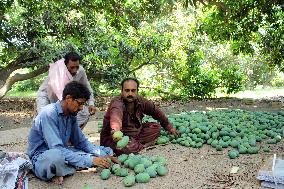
[127,96,134,98]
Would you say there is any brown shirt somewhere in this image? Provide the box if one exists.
[101,96,173,137]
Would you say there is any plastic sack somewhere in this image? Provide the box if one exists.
[257,154,284,188]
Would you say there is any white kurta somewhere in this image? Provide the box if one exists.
[36,62,95,125]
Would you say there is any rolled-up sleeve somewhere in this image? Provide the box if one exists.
[78,68,95,106]
[109,100,124,131]
[71,125,114,156]
[142,97,173,131]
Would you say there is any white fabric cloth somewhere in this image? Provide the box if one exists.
[47,58,73,101]
[257,154,284,188]
[0,151,32,189]
[261,181,284,189]
[36,58,95,114]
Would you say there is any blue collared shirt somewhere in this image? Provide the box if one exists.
[27,101,113,168]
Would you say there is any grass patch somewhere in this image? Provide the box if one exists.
[6,90,37,98]
[229,87,284,99]
[4,86,284,99]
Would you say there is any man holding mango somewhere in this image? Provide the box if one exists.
[100,78,179,155]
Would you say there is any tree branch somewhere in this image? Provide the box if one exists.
[0,66,48,99]
[139,86,180,99]
[206,0,230,13]
[4,51,38,71]
[128,61,154,74]
[86,70,105,80]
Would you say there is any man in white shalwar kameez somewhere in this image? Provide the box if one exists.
[36,52,96,129]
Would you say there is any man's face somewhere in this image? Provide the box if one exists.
[66,95,86,115]
[66,60,80,76]
[121,80,138,103]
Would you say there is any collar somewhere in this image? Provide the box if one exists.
[121,96,142,109]
[55,100,64,115]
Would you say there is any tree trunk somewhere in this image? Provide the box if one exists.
[0,66,48,99]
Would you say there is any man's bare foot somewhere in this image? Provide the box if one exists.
[52,176,64,185]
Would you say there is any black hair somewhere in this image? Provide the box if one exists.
[121,78,140,89]
[64,52,82,65]
[62,81,90,100]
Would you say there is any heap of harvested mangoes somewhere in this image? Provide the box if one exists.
[100,153,168,187]
[94,109,284,187]
[99,131,168,187]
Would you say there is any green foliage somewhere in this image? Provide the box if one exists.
[271,72,284,87]
[196,0,284,70]
[2,0,284,99]
[12,72,47,92]
[220,64,245,94]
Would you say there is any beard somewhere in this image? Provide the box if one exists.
[70,111,79,116]
[123,95,136,103]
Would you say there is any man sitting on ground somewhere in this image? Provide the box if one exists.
[27,81,117,185]
[100,78,179,155]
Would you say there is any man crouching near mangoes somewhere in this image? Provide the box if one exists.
[27,81,118,185]
[100,78,179,155]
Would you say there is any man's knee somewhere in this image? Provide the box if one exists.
[33,149,66,180]
[142,122,161,134]
[34,149,65,170]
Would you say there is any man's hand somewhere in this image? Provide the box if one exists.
[88,105,97,115]
[107,156,120,164]
[93,157,111,168]
[169,128,179,137]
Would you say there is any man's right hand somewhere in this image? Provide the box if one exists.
[169,127,179,137]
[93,157,111,168]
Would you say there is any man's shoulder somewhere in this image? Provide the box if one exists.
[110,96,123,104]
[39,103,58,116]
[137,96,151,103]
[107,96,125,108]
[78,65,86,73]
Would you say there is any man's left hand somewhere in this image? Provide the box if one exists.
[88,105,96,115]
[169,128,179,137]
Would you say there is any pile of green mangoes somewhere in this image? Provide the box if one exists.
[100,154,168,187]
[147,109,284,159]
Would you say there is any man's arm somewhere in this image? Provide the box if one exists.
[41,113,93,168]
[36,77,50,113]
[70,122,114,156]
[79,67,95,106]
[141,97,178,136]
[109,99,124,132]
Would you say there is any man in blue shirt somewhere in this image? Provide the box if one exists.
[27,81,117,185]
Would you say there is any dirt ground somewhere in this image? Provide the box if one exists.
[1,96,284,189]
